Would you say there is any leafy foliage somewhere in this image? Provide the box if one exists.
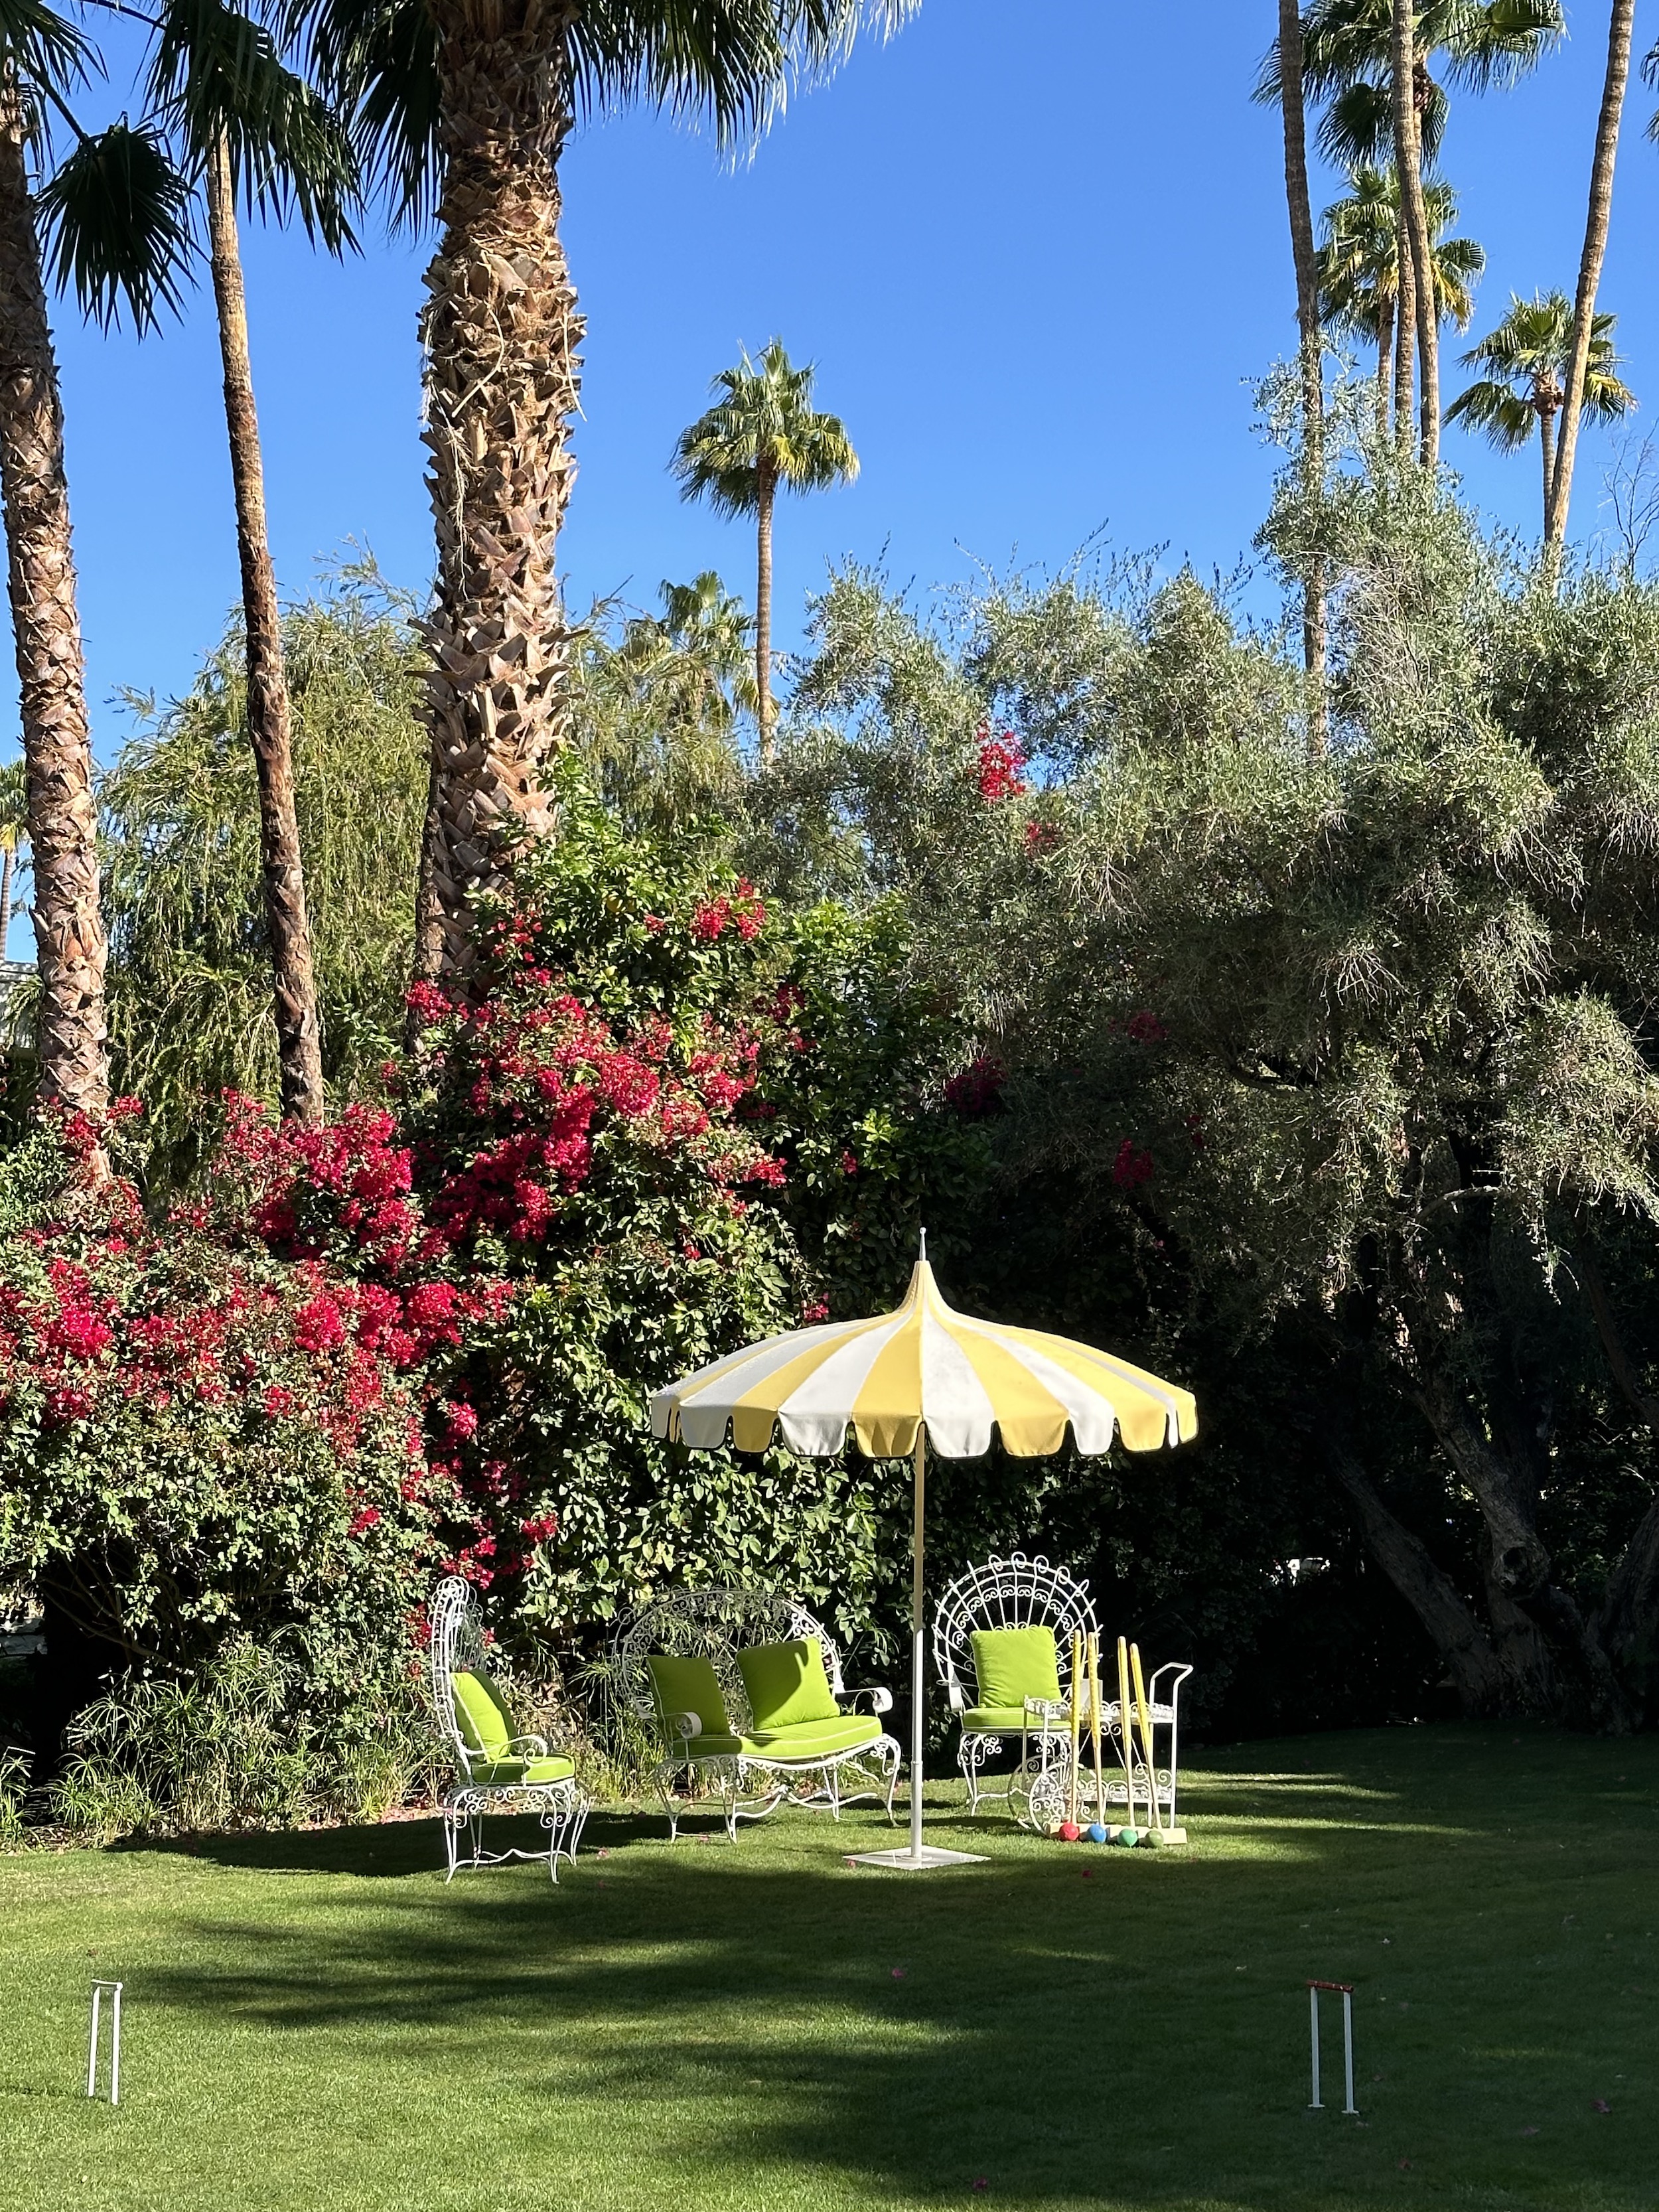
[100,565,427,1180]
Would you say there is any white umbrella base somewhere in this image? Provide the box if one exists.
[847,1844,986,1870]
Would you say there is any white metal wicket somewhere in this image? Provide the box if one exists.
[1307,1978,1356,2115]
[87,1980,123,2104]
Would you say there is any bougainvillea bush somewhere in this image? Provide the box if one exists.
[0,1116,445,1806]
[226,766,987,1658]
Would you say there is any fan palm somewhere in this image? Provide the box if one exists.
[0,753,27,955]
[294,0,913,985]
[0,1,208,1121]
[1446,291,1634,534]
[1260,2,1561,462]
[672,339,857,761]
[1320,166,1483,435]
[1548,0,1636,558]
[48,0,356,1125]
[573,572,753,833]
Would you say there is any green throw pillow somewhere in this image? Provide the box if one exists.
[646,1653,732,1739]
[970,1626,1063,1714]
[451,1668,516,1761]
[737,1639,840,1732]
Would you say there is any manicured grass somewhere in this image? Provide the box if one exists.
[3,1724,1658,2211]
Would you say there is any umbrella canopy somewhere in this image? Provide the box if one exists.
[649,1254,1196,1869]
[649,1258,1197,1461]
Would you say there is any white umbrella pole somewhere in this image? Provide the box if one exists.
[909,1428,926,1858]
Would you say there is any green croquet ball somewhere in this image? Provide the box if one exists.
[1116,1827,1140,1847]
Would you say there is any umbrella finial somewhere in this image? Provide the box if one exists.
[919,1225,928,1261]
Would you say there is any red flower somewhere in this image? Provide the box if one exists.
[977,731,1028,801]
[1112,1139,1155,1191]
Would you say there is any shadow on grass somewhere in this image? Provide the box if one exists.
[100,1729,1659,2209]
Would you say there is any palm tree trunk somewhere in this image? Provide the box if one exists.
[1540,406,1558,541]
[1377,298,1394,443]
[0,87,106,1122]
[1392,10,1437,467]
[1,844,15,958]
[755,467,776,765]
[1391,205,1415,452]
[1547,0,1636,557]
[205,135,324,1124]
[415,0,581,985]
[1277,0,1327,757]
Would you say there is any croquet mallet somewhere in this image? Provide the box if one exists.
[1068,1632,1082,1827]
[1116,1635,1135,1828]
[1087,1631,1106,1830]
[1130,1641,1159,1834]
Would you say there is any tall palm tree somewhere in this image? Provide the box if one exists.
[297,0,914,987]
[1275,0,1327,753]
[1320,166,1483,437]
[672,340,857,763]
[49,0,356,1124]
[1262,2,1562,461]
[0,753,27,955]
[1548,0,1637,558]
[0,11,202,1124]
[1447,291,1634,534]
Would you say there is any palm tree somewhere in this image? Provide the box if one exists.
[573,573,753,832]
[0,754,27,955]
[1263,2,1562,461]
[0,12,205,1123]
[1320,167,1483,437]
[672,340,858,763]
[1275,0,1327,752]
[297,0,913,987]
[1447,291,1634,534]
[1548,0,1637,559]
[48,1,356,1124]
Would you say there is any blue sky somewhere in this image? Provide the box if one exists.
[37,0,1659,770]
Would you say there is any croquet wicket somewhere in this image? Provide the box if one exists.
[1306,1979,1356,2115]
[88,1979,123,2105]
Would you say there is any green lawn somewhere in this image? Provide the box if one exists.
[3,1724,1657,2211]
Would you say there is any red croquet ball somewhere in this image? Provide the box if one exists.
[1059,1821,1082,1842]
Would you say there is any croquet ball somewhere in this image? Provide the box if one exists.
[1087,1822,1109,1844]
[1059,1820,1082,1842]
[1116,1826,1140,1848]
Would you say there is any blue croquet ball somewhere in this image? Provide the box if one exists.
[1087,1822,1108,1844]
[1116,1826,1140,1848]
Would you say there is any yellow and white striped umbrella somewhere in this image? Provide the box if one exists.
[648,1256,1197,1463]
[649,1253,1196,1870]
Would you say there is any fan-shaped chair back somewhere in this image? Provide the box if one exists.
[430,1574,493,1777]
[611,1587,847,1738]
[932,1553,1100,1711]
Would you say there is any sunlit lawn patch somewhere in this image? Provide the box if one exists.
[3,1723,1656,2211]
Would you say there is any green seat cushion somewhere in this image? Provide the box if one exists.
[451,1668,516,1761]
[676,1733,747,1760]
[646,1653,733,1743]
[737,1639,841,1732]
[970,1626,1064,1716]
[468,1754,576,1787]
[739,1714,884,1759]
[963,1704,1071,1733]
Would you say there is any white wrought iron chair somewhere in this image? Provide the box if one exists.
[610,1588,901,1840]
[932,1552,1194,1830]
[429,1576,591,1881]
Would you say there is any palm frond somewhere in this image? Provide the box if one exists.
[36,121,194,332]
[1443,376,1536,449]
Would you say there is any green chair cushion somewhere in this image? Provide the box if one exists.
[970,1626,1063,1715]
[737,1639,841,1731]
[451,1667,516,1761]
[646,1653,732,1743]
[739,1714,884,1759]
[468,1755,576,1787]
[676,1733,747,1760]
[963,1704,1072,1733]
